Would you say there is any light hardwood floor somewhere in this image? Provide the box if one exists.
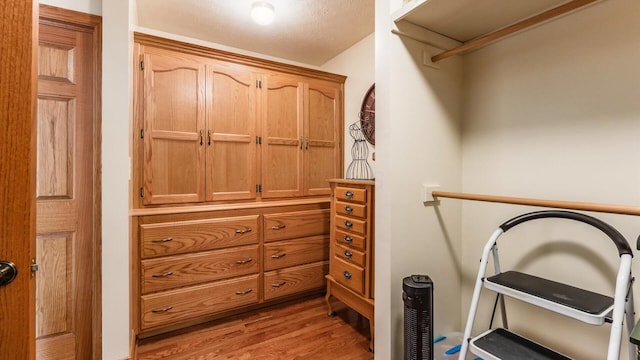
[135,295,374,359]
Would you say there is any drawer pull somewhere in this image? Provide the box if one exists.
[151,271,174,278]
[271,281,286,288]
[343,271,352,280]
[235,258,253,265]
[151,306,173,313]
[235,289,253,295]
[271,253,286,259]
[151,237,173,243]
[271,224,286,230]
[235,228,253,234]
[343,250,353,258]
[344,220,353,228]
[345,190,354,199]
[344,205,353,213]
[343,235,353,243]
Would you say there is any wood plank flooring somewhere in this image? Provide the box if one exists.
[135,295,374,359]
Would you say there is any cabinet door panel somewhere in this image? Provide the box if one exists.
[262,73,303,198]
[305,82,341,195]
[142,49,205,204]
[206,62,257,201]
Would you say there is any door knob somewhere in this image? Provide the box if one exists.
[0,261,17,286]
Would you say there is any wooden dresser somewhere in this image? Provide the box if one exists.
[325,179,375,351]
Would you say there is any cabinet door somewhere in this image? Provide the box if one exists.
[141,48,206,204]
[261,73,303,198]
[206,62,258,201]
[304,81,342,195]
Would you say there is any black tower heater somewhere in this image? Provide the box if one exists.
[403,275,434,360]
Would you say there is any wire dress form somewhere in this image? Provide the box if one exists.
[345,121,374,180]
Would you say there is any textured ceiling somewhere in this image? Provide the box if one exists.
[135,0,375,66]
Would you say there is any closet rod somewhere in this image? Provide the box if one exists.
[431,0,599,63]
[432,191,640,216]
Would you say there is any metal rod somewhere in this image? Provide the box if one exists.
[432,191,640,216]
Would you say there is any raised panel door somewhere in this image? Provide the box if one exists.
[206,62,258,201]
[304,81,341,195]
[261,73,303,198]
[142,48,206,204]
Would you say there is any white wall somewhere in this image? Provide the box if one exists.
[39,0,100,15]
[378,0,465,357]
[461,0,640,358]
[321,33,376,178]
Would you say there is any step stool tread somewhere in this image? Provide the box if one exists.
[486,271,613,315]
[471,328,572,360]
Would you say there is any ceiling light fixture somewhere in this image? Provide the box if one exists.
[251,1,275,26]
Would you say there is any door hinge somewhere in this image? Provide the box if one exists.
[139,187,144,198]
[140,60,144,71]
[140,129,144,139]
[256,136,262,144]
[256,80,262,89]
[256,184,262,193]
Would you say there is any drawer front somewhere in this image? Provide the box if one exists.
[335,186,366,203]
[331,257,364,295]
[334,243,365,267]
[141,274,259,330]
[335,215,366,235]
[335,201,366,219]
[141,245,259,294]
[263,261,328,301]
[334,229,365,251]
[141,215,259,258]
[264,235,329,271]
[264,209,329,242]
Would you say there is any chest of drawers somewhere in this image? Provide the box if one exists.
[325,179,374,351]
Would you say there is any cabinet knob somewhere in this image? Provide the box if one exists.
[345,190,354,199]
[343,271,352,280]
[343,250,353,258]
[344,220,353,228]
[344,205,353,213]
[343,235,353,243]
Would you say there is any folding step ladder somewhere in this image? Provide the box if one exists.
[459,210,636,360]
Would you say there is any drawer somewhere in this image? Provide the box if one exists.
[335,229,366,251]
[335,186,367,203]
[335,215,366,235]
[264,209,329,242]
[140,274,259,330]
[335,201,366,219]
[141,245,259,294]
[335,243,365,267]
[263,261,328,301]
[264,235,329,271]
[331,258,365,295]
[140,215,259,258]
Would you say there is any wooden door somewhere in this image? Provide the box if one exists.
[36,7,100,359]
[0,1,37,359]
[304,81,342,195]
[205,61,258,201]
[141,47,206,205]
[261,73,303,199]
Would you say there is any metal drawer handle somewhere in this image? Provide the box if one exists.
[345,190,354,199]
[235,228,253,234]
[235,289,253,295]
[235,258,253,265]
[271,224,286,230]
[151,237,173,243]
[151,271,174,278]
[343,235,353,243]
[271,281,286,288]
[344,220,353,228]
[344,205,353,213]
[343,250,353,258]
[343,271,352,280]
[271,253,286,259]
[151,306,173,313]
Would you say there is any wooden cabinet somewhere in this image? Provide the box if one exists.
[325,179,375,351]
[134,34,344,206]
[132,203,331,336]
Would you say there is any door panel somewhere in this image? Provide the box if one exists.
[36,17,97,360]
